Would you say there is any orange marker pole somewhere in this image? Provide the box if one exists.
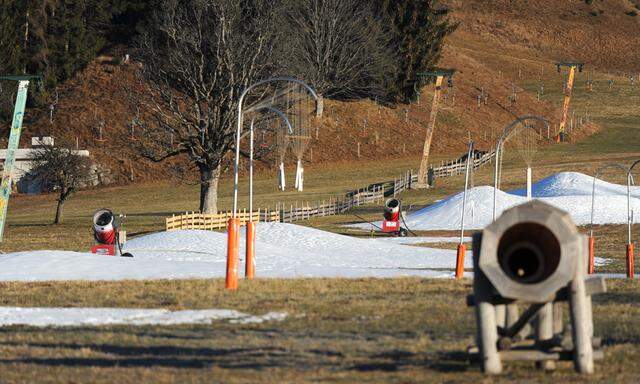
[588,236,595,274]
[226,218,240,289]
[455,243,466,279]
[627,243,635,279]
[245,221,256,279]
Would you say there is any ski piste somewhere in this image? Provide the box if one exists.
[0,80,30,242]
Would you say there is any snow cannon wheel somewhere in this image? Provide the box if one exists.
[121,252,133,258]
[398,228,409,237]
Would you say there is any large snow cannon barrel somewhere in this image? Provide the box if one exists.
[497,222,561,285]
[93,209,116,245]
[383,198,401,221]
[477,201,580,302]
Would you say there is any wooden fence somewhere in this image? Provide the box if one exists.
[428,148,497,179]
[166,210,280,231]
[166,184,390,230]
[165,149,495,231]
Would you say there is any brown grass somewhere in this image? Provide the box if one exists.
[0,278,636,383]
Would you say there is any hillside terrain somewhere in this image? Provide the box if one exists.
[5,0,638,184]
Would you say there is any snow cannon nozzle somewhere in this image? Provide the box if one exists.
[383,198,401,221]
[93,208,117,245]
[497,223,561,285]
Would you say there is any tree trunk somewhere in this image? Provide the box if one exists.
[315,93,324,118]
[54,198,64,224]
[199,164,221,214]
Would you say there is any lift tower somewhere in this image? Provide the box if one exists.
[556,62,584,142]
[416,69,454,188]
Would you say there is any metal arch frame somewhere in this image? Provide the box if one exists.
[627,160,640,245]
[589,163,628,237]
[492,116,551,221]
[247,107,293,217]
[233,77,319,217]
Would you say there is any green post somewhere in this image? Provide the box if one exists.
[0,80,30,242]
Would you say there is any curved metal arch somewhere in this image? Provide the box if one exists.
[589,163,628,236]
[492,116,552,221]
[233,77,319,216]
[498,115,550,144]
[239,77,319,122]
[628,159,640,177]
[248,106,293,135]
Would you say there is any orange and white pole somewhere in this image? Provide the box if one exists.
[455,141,473,279]
[627,170,636,279]
[455,243,466,279]
[588,235,595,275]
[627,243,635,279]
[246,221,256,279]
[225,218,240,289]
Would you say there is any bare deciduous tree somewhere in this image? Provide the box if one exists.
[135,0,281,213]
[278,0,393,111]
[29,145,93,224]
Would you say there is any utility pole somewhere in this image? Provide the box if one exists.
[0,74,41,241]
[556,62,584,142]
[416,69,454,188]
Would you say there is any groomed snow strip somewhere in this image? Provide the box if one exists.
[0,307,287,327]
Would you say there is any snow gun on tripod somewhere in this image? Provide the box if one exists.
[91,209,132,257]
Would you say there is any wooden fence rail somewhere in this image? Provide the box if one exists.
[165,148,496,231]
[166,184,390,230]
[428,147,496,180]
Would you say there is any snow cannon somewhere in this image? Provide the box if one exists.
[383,198,400,221]
[469,201,605,375]
[382,198,408,237]
[93,209,116,245]
[90,209,132,257]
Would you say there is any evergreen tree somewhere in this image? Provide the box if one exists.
[377,0,457,103]
[0,0,141,121]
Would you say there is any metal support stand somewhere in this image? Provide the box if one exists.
[469,202,605,375]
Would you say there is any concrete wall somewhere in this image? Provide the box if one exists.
[0,149,93,194]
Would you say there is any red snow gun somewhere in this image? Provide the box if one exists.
[382,198,408,237]
[91,209,132,257]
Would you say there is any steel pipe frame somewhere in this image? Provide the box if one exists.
[627,160,640,245]
[492,116,551,221]
[233,78,319,217]
[589,163,628,237]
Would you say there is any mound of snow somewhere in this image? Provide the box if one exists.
[510,171,639,197]
[353,172,640,231]
[250,222,470,277]
[0,223,474,281]
[403,186,521,231]
[0,250,224,281]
